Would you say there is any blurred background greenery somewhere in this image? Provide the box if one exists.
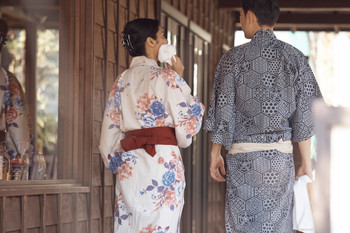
[4,29,58,157]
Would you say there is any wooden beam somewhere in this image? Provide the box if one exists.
[233,11,350,25]
[0,0,58,8]
[2,7,59,29]
[274,24,350,32]
[218,0,350,10]
[233,22,350,31]
[232,10,350,31]
[1,7,37,23]
[278,12,350,25]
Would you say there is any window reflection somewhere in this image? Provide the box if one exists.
[36,29,58,157]
[0,4,59,180]
[2,29,25,80]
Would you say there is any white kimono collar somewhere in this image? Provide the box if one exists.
[129,56,159,68]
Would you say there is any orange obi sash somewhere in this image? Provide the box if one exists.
[120,127,178,156]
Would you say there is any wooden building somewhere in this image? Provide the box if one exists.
[0,0,349,233]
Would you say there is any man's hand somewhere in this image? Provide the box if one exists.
[295,165,313,181]
[210,154,226,182]
[210,142,226,182]
[293,138,313,181]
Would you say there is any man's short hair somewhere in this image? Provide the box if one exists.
[242,0,280,26]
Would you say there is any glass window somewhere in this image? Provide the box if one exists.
[0,2,73,181]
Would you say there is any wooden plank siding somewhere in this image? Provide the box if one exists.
[163,1,234,233]
[0,190,89,233]
[0,0,234,233]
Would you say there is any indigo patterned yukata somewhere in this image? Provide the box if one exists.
[100,56,204,233]
[204,29,322,233]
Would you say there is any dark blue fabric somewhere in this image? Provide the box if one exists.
[204,29,323,150]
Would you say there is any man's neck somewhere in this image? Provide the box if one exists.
[250,25,274,38]
[260,25,274,31]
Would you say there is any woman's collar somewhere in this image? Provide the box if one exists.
[129,56,159,68]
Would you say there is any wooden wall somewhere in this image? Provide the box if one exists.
[0,183,90,233]
[162,1,235,232]
[163,0,235,83]
[0,0,235,233]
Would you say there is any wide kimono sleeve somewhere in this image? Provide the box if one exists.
[99,77,125,174]
[160,70,205,148]
[204,52,236,150]
[290,53,323,142]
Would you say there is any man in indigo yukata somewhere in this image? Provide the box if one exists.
[204,0,323,232]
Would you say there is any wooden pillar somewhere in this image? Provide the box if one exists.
[57,0,76,179]
[24,23,37,146]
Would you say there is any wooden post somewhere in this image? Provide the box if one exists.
[24,23,37,146]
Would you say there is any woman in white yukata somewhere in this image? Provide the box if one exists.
[99,18,204,233]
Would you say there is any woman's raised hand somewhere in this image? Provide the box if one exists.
[167,55,184,76]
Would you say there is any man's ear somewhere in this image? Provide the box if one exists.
[247,10,258,25]
[146,37,156,48]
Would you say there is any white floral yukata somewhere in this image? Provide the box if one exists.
[0,67,34,178]
[99,56,204,233]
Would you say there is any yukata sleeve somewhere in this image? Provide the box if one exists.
[99,78,125,174]
[5,72,34,159]
[290,54,323,142]
[163,70,205,148]
[203,53,235,150]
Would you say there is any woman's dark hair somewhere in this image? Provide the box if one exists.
[122,18,160,57]
[242,0,280,26]
[0,19,9,53]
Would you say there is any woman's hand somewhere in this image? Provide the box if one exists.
[167,55,184,76]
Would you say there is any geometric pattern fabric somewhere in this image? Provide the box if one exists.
[204,29,323,150]
[225,150,295,233]
[204,29,323,232]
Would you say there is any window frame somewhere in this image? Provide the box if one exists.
[0,0,88,186]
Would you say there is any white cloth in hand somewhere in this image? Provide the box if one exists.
[293,175,315,233]
[158,44,176,66]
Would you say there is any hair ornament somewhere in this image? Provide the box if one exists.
[0,32,7,47]
[122,33,134,51]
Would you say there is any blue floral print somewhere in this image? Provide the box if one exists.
[140,150,185,212]
[108,152,121,173]
[150,101,166,117]
[108,151,137,180]
[162,171,175,186]
[190,103,202,117]
[115,192,132,225]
